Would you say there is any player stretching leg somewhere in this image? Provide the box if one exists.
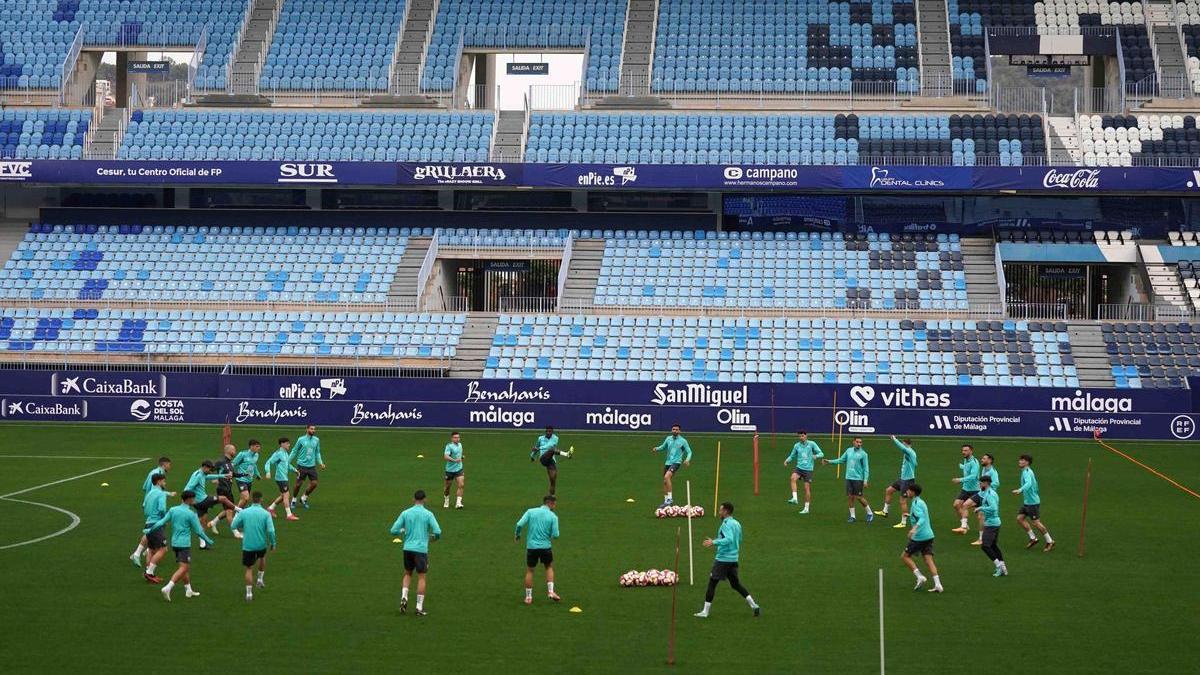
[289,425,324,509]
[1013,454,1055,552]
[143,490,215,601]
[265,438,299,521]
[211,445,243,538]
[651,423,692,508]
[140,473,170,583]
[530,426,573,496]
[974,474,1007,577]
[951,444,980,535]
[442,431,465,509]
[183,460,234,548]
[784,430,823,513]
[231,491,276,601]
[900,484,943,593]
[823,437,873,523]
[516,495,561,604]
[694,501,760,618]
[971,453,1000,546]
[876,435,918,527]
[131,457,174,566]
[391,490,442,616]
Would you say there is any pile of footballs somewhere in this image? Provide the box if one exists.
[654,505,704,518]
[618,569,679,587]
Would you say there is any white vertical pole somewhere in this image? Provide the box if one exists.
[686,480,694,586]
[878,568,885,675]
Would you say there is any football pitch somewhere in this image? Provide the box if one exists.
[0,423,1197,674]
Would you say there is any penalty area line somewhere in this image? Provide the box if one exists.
[0,457,149,551]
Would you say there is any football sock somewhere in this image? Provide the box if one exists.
[702,602,712,613]
[900,514,908,524]
[184,584,193,593]
[416,594,424,611]
[163,581,175,592]
[803,502,810,510]
[960,517,968,528]
[666,492,672,501]
[745,595,758,609]
[547,582,555,593]
[456,497,463,507]
[849,508,856,518]
[791,491,798,501]
[525,588,533,601]
[257,571,265,583]
[932,575,941,586]
[882,503,890,514]
[402,587,409,600]
[912,569,923,579]
[1027,529,1037,540]
[1043,532,1054,543]
[245,585,252,596]
[133,544,146,557]
[146,563,157,575]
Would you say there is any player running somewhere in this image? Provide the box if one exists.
[951,443,981,535]
[974,474,1007,577]
[139,473,170,583]
[784,430,823,513]
[184,459,235,548]
[265,438,300,521]
[131,457,175,567]
[443,431,465,509]
[143,490,215,601]
[900,484,943,593]
[651,423,692,508]
[530,426,574,496]
[232,440,263,507]
[289,424,324,509]
[1013,454,1055,552]
[694,501,760,618]
[875,435,918,528]
[210,444,243,538]
[823,437,874,523]
[231,491,276,601]
[390,490,442,616]
[970,453,1000,546]
[515,495,561,605]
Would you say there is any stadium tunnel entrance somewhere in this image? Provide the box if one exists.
[443,258,560,313]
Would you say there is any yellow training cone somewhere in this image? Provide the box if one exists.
[625,498,636,503]
[392,538,403,543]
[100,482,109,487]
[569,606,583,613]
[416,454,425,459]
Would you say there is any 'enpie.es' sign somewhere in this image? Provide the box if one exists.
[507,62,549,75]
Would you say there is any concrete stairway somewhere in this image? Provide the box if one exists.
[1047,115,1082,164]
[960,237,1003,308]
[1145,262,1190,310]
[449,314,498,378]
[491,110,526,162]
[618,0,657,96]
[390,0,438,94]
[388,236,432,304]
[84,108,125,159]
[1067,323,1116,387]
[0,222,29,267]
[915,0,953,95]
[1147,0,1192,97]
[228,0,282,94]
[560,239,606,307]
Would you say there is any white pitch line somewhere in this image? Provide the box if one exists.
[0,497,81,550]
[0,455,149,460]
[0,457,148,551]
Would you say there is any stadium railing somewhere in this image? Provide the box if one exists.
[415,233,441,311]
[0,298,421,313]
[59,23,86,106]
[556,230,574,302]
[1096,303,1197,322]
[0,350,456,375]
[556,299,1010,319]
[498,296,560,314]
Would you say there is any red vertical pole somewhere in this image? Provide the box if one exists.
[753,433,760,495]
[668,526,681,666]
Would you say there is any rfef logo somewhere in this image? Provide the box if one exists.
[278,163,337,183]
[0,161,33,181]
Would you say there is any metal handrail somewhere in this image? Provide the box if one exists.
[556,230,574,304]
[0,298,426,313]
[415,230,441,311]
[186,24,209,102]
[556,299,1011,319]
[226,0,256,91]
[59,23,86,105]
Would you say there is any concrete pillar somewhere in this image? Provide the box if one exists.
[115,52,130,108]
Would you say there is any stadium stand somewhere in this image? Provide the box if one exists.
[484,315,1078,387]
[1,0,74,90]
[439,228,569,248]
[422,0,626,92]
[258,0,405,91]
[651,0,920,93]
[525,113,1044,166]
[0,108,89,159]
[592,231,967,311]
[0,307,465,359]
[118,110,494,162]
[0,224,409,303]
[1077,114,1200,166]
[1100,321,1200,388]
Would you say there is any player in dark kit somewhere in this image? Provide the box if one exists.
[530,426,574,496]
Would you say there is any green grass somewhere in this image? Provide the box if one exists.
[1,423,1198,673]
